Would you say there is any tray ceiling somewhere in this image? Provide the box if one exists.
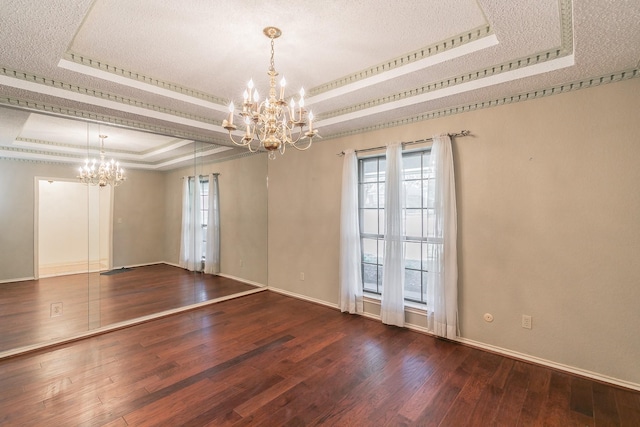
[0,0,639,169]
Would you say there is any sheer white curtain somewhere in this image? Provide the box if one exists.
[427,134,458,339]
[339,149,363,314]
[204,174,220,275]
[381,142,405,326]
[179,176,203,272]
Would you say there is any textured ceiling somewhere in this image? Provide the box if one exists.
[0,0,639,169]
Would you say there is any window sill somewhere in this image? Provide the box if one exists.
[363,293,428,314]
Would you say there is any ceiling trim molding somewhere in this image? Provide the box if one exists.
[13,137,197,159]
[309,0,573,101]
[58,56,228,113]
[0,67,225,131]
[61,52,229,108]
[201,150,264,165]
[0,143,234,170]
[317,0,574,123]
[308,25,493,98]
[318,50,574,123]
[0,96,227,145]
[57,26,494,110]
[321,67,639,141]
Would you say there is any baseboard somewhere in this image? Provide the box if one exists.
[454,337,640,392]
[217,273,266,288]
[269,288,640,392]
[0,276,35,284]
[267,286,339,310]
[113,261,167,269]
[151,263,268,290]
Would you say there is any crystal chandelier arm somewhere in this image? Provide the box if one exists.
[291,137,314,151]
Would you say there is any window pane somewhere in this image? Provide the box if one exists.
[404,269,421,302]
[405,209,421,238]
[363,264,378,292]
[404,180,421,208]
[423,208,436,237]
[361,209,379,234]
[423,177,435,208]
[361,159,379,183]
[361,183,378,208]
[405,241,421,270]
[403,154,421,180]
[379,158,386,177]
[379,209,385,236]
[378,183,385,206]
[361,238,378,264]
[422,242,441,271]
[422,152,433,179]
[377,265,384,293]
[421,272,428,304]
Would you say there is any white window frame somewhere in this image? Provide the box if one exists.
[358,149,436,305]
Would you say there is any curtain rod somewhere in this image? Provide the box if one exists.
[337,130,471,156]
[181,173,221,179]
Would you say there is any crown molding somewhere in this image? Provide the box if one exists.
[0,96,228,145]
[0,67,225,131]
[61,51,228,107]
[308,25,493,97]
[317,0,574,122]
[322,67,639,141]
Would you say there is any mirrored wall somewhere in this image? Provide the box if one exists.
[0,106,268,356]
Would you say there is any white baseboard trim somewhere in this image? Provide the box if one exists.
[454,337,640,392]
[163,261,180,268]
[113,261,167,269]
[217,273,266,288]
[0,276,35,284]
[268,289,640,392]
[267,286,339,310]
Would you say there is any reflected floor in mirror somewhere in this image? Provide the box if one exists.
[0,264,258,352]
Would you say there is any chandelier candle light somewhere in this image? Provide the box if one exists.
[77,134,126,187]
[222,27,319,160]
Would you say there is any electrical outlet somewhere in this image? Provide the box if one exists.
[239,259,243,268]
[300,272,305,281]
[522,314,532,329]
[51,302,63,317]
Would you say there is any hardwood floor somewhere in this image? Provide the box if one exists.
[0,264,258,352]
[0,291,638,426]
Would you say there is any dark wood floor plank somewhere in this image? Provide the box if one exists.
[396,343,470,422]
[593,382,622,426]
[438,351,504,426]
[490,360,530,426]
[0,264,258,352]
[570,376,594,417]
[615,387,640,427]
[0,290,638,426]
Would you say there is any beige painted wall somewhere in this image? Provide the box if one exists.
[164,153,268,285]
[267,77,640,386]
[112,169,166,268]
[0,161,167,280]
[0,161,77,281]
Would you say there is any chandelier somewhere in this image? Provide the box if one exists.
[222,26,318,160]
[77,134,126,187]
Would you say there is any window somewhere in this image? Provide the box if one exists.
[186,176,209,265]
[199,177,209,262]
[358,150,436,304]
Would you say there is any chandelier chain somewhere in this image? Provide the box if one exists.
[270,38,275,72]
